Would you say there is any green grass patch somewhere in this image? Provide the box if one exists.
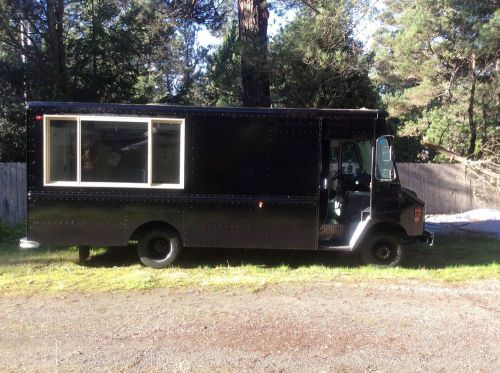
[0,234,499,295]
[0,221,25,244]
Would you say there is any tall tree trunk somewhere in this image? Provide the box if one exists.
[19,20,29,100]
[467,53,477,158]
[181,26,195,90]
[477,89,489,159]
[47,0,66,99]
[238,0,271,107]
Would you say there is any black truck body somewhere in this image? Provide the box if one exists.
[20,102,432,267]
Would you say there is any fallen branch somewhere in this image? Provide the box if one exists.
[423,142,500,206]
[423,142,500,181]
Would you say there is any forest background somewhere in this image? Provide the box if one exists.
[0,0,498,163]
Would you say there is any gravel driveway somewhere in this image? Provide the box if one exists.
[1,280,499,372]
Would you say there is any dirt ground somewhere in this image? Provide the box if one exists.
[0,280,499,372]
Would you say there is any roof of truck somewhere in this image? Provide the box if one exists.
[27,101,387,120]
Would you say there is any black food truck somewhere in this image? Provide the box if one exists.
[20,102,433,268]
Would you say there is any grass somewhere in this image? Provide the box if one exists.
[0,222,25,244]
[0,233,499,295]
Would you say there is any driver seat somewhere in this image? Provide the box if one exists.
[340,191,370,223]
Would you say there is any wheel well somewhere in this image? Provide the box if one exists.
[365,222,408,240]
[130,221,182,245]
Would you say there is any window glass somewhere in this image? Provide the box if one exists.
[376,137,395,180]
[152,122,181,184]
[357,140,372,175]
[81,120,148,183]
[48,119,77,181]
[329,140,340,176]
[341,142,361,175]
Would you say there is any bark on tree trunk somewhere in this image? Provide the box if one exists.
[478,90,489,159]
[238,0,271,107]
[181,27,195,89]
[47,0,66,99]
[467,54,477,158]
[19,20,29,99]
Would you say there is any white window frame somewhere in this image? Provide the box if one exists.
[43,115,79,187]
[43,114,185,189]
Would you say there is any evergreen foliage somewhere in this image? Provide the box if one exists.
[270,0,379,108]
[204,23,244,106]
[0,0,497,162]
[373,0,499,159]
[0,0,226,161]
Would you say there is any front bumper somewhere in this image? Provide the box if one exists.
[19,237,40,250]
[417,230,434,246]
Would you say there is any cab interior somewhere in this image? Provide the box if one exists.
[319,138,373,246]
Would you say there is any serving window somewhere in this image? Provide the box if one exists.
[47,118,77,183]
[44,115,185,189]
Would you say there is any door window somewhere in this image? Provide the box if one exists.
[341,142,361,175]
[356,140,372,175]
[375,137,396,181]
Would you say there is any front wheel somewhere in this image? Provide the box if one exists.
[359,232,404,267]
[137,228,181,269]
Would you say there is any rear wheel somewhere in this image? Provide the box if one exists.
[360,232,404,267]
[137,228,181,269]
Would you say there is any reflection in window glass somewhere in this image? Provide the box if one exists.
[341,142,361,175]
[329,141,339,177]
[81,121,148,183]
[357,140,372,175]
[376,137,394,180]
[152,122,181,184]
[49,120,77,181]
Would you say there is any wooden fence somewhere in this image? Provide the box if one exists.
[397,163,474,214]
[0,162,493,224]
[0,163,26,225]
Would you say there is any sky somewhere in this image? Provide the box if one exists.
[195,1,381,51]
[195,8,298,49]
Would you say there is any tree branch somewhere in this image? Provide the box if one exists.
[299,0,321,14]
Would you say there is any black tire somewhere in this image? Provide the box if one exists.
[137,228,181,269]
[359,232,404,267]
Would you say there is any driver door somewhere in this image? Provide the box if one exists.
[371,135,400,218]
[319,140,331,223]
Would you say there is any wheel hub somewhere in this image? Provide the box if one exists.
[149,238,171,259]
[375,246,391,260]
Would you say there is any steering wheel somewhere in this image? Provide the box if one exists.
[331,168,343,182]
